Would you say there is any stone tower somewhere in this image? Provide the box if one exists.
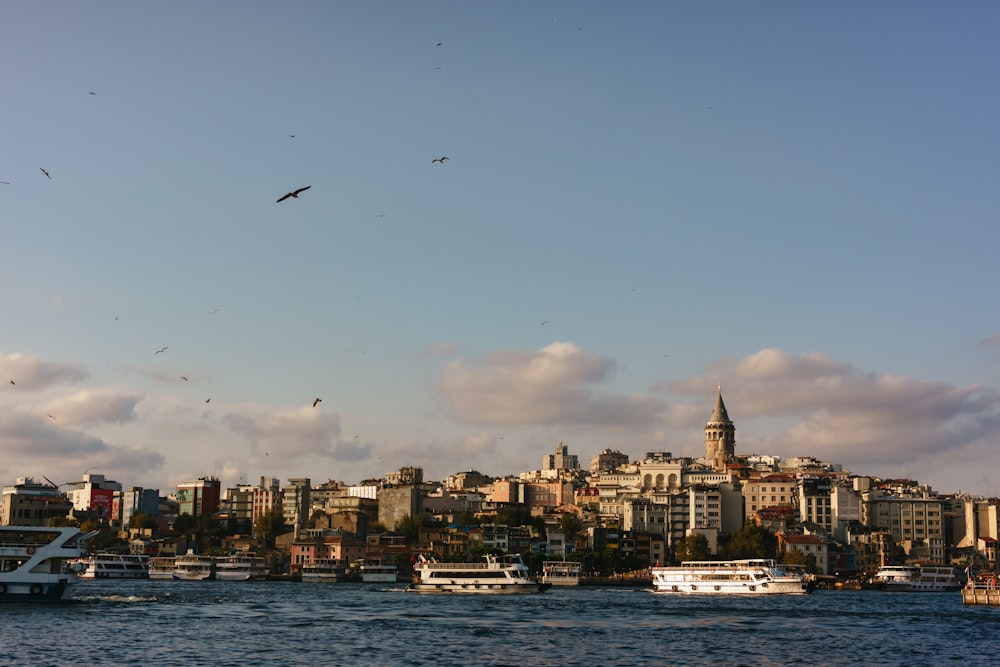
[705,387,735,471]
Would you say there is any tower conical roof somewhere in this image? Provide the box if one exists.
[709,388,730,423]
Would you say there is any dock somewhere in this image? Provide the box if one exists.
[962,583,1000,606]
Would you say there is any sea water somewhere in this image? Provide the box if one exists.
[0,580,994,667]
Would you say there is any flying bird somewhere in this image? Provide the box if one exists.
[209,309,219,315]
[8,380,13,386]
[205,398,211,403]
[313,398,322,407]
[90,91,96,95]
[431,157,449,163]
[541,320,548,326]
[180,376,189,382]
[276,185,311,203]
[48,414,55,419]
[0,181,10,185]
[436,42,443,46]
[154,347,168,354]
[39,168,51,179]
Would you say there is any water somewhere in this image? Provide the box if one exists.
[1,581,995,667]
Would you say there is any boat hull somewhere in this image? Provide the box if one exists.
[406,582,551,594]
[0,578,79,602]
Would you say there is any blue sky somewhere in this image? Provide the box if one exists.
[3,1,1000,497]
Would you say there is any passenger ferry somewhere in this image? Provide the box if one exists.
[870,565,960,592]
[79,553,150,579]
[148,556,176,580]
[406,554,551,594]
[651,559,816,595]
[215,554,269,581]
[173,549,215,581]
[541,560,582,586]
[301,558,348,583]
[0,525,97,602]
[357,560,399,583]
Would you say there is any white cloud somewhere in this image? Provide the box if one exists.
[44,388,144,426]
[0,352,89,390]
[439,341,665,427]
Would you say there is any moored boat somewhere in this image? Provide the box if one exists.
[651,559,815,595]
[869,564,960,592]
[406,554,551,594]
[0,525,97,602]
[357,560,399,583]
[173,549,215,581]
[79,552,150,579]
[542,560,582,586]
[148,556,176,580]
[301,558,348,583]
[215,554,269,581]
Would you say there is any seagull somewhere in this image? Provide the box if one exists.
[313,398,322,407]
[8,380,13,386]
[209,308,219,315]
[180,376,189,382]
[0,181,10,185]
[276,185,311,203]
[90,91,96,95]
[431,157,449,163]
[39,168,51,179]
[154,347,168,354]
[48,414,55,419]
[541,320,548,326]
[436,42,443,46]
[205,398,211,403]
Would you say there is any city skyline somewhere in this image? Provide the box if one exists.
[3,2,1000,497]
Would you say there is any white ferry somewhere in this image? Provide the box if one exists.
[651,559,816,595]
[301,558,348,583]
[215,554,269,581]
[79,553,150,579]
[870,565,960,592]
[406,554,551,594]
[357,560,399,583]
[541,560,582,586]
[0,525,97,602]
[148,556,176,580]
[173,549,215,581]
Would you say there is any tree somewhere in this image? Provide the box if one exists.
[254,510,286,548]
[720,523,778,560]
[559,513,582,538]
[780,548,819,574]
[129,512,158,530]
[674,532,711,563]
[394,514,428,545]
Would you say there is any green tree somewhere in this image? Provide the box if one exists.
[720,523,778,560]
[254,510,286,548]
[394,514,429,545]
[674,532,711,563]
[559,513,582,537]
[780,548,819,574]
[128,512,158,530]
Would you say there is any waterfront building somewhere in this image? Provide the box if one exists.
[590,448,629,474]
[543,442,580,472]
[119,486,161,530]
[743,473,797,521]
[283,478,311,539]
[252,477,282,527]
[378,484,422,530]
[66,473,123,523]
[862,489,945,562]
[385,467,423,486]
[0,477,73,526]
[779,533,831,575]
[445,469,491,490]
[175,476,221,518]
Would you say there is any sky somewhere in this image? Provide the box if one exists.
[3,1,1000,498]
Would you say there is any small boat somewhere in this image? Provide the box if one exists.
[869,565,960,592]
[79,552,150,579]
[541,560,582,586]
[301,558,348,583]
[148,556,176,580]
[651,559,816,595]
[406,554,551,594]
[0,525,97,602]
[215,554,269,581]
[357,560,398,583]
[173,549,215,581]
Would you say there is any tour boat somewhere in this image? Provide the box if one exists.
[869,565,960,592]
[301,558,348,583]
[406,554,551,594]
[80,552,150,579]
[148,556,176,580]
[173,549,215,580]
[0,525,97,602]
[215,554,269,581]
[357,560,399,583]
[541,560,582,586]
[651,559,816,595]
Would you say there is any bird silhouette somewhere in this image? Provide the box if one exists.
[8,380,13,386]
[180,376,189,382]
[276,186,311,203]
[0,181,10,185]
[431,157,449,163]
[436,42,443,46]
[39,168,51,179]
[155,347,168,354]
[313,398,322,407]
[205,398,211,403]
